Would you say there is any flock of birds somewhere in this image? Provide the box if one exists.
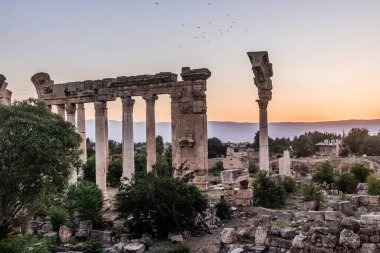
[154,1,249,48]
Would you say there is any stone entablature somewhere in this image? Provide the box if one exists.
[31,67,211,192]
[0,74,12,106]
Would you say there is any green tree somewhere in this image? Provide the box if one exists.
[282,176,296,193]
[0,99,81,237]
[115,162,207,238]
[215,198,232,220]
[208,161,224,176]
[270,137,291,155]
[301,181,324,210]
[65,181,104,223]
[86,138,95,157]
[208,137,227,158]
[107,157,122,187]
[345,128,369,154]
[108,140,122,155]
[83,155,96,182]
[156,135,165,157]
[336,173,358,194]
[367,175,380,195]
[312,161,336,184]
[292,135,314,157]
[252,171,286,208]
[350,163,372,183]
[360,135,380,155]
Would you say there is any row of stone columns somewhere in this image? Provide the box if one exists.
[53,95,161,195]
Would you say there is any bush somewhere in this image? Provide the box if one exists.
[215,198,232,220]
[252,171,286,209]
[115,162,207,238]
[83,155,96,183]
[301,181,324,210]
[337,173,358,194]
[0,236,25,253]
[74,235,104,253]
[282,176,296,193]
[107,157,122,188]
[367,175,380,195]
[65,181,103,223]
[140,236,154,250]
[350,163,372,183]
[47,206,68,231]
[339,193,352,201]
[312,161,335,184]
[248,163,258,174]
[208,161,224,176]
[171,242,191,253]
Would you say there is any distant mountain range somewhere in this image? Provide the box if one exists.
[85,119,380,143]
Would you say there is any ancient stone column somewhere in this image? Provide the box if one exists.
[57,104,66,120]
[143,94,158,172]
[257,99,269,171]
[121,96,135,181]
[66,103,78,184]
[170,92,182,170]
[66,103,76,127]
[77,103,87,175]
[94,101,108,197]
[247,51,273,171]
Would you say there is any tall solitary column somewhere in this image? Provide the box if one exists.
[170,92,181,170]
[247,51,273,171]
[121,96,135,181]
[57,104,66,120]
[143,94,158,172]
[66,103,78,183]
[77,103,87,175]
[257,99,270,171]
[94,101,108,197]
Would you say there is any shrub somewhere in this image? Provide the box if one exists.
[0,236,25,253]
[312,161,335,184]
[208,161,224,176]
[47,206,68,231]
[367,175,380,195]
[107,157,122,188]
[65,181,103,223]
[248,163,258,174]
[336,173,358,194]
[252,171,286,209]
[75,236,104,253]
[215,198,232,220]
[350,163,372,183]
[301,181,324,210]
[339,193,352,201]
[140,236,154,250]
[282,176,296,193]
[83,155,96,183]
[115,162,207,238]
[171,242,191,253]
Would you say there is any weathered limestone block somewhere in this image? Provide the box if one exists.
[360,243,378,253]
[280,227,297,239]
[92,230,112,244]
[124,242,145,253]
[292,234,306,249]
[341,217,360,232]
[358,183,369,195]
[339,229,360,249]
[255,226,267,246]
[324,211,343,221]
[321,234,337,248]
[361,214,380,225]
[170,234,184,243]
[279,150,291,176]
[333,201,353,213]
[39,223,53,235]
[43,231,57,238]
[235,188,252,206]
[221,228,237,244]
[368,196,380,206]
[59,225,72,244]
[220,169,248,184]
[301,201,317,211]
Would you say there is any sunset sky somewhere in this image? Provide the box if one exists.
[1,0,380,123]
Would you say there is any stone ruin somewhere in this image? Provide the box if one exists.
[31,67,211,195]
[279,150,291,176]
[247,51,273,172]
[0,74,12,106]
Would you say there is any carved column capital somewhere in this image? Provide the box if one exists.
[142,94,158,106]
[94,101,107,116]
[121,96,135,113]
[66,103,76,115]
[170,91,182,103]
[256,99,269,110]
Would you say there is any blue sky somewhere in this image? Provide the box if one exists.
[1,0,380,122]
